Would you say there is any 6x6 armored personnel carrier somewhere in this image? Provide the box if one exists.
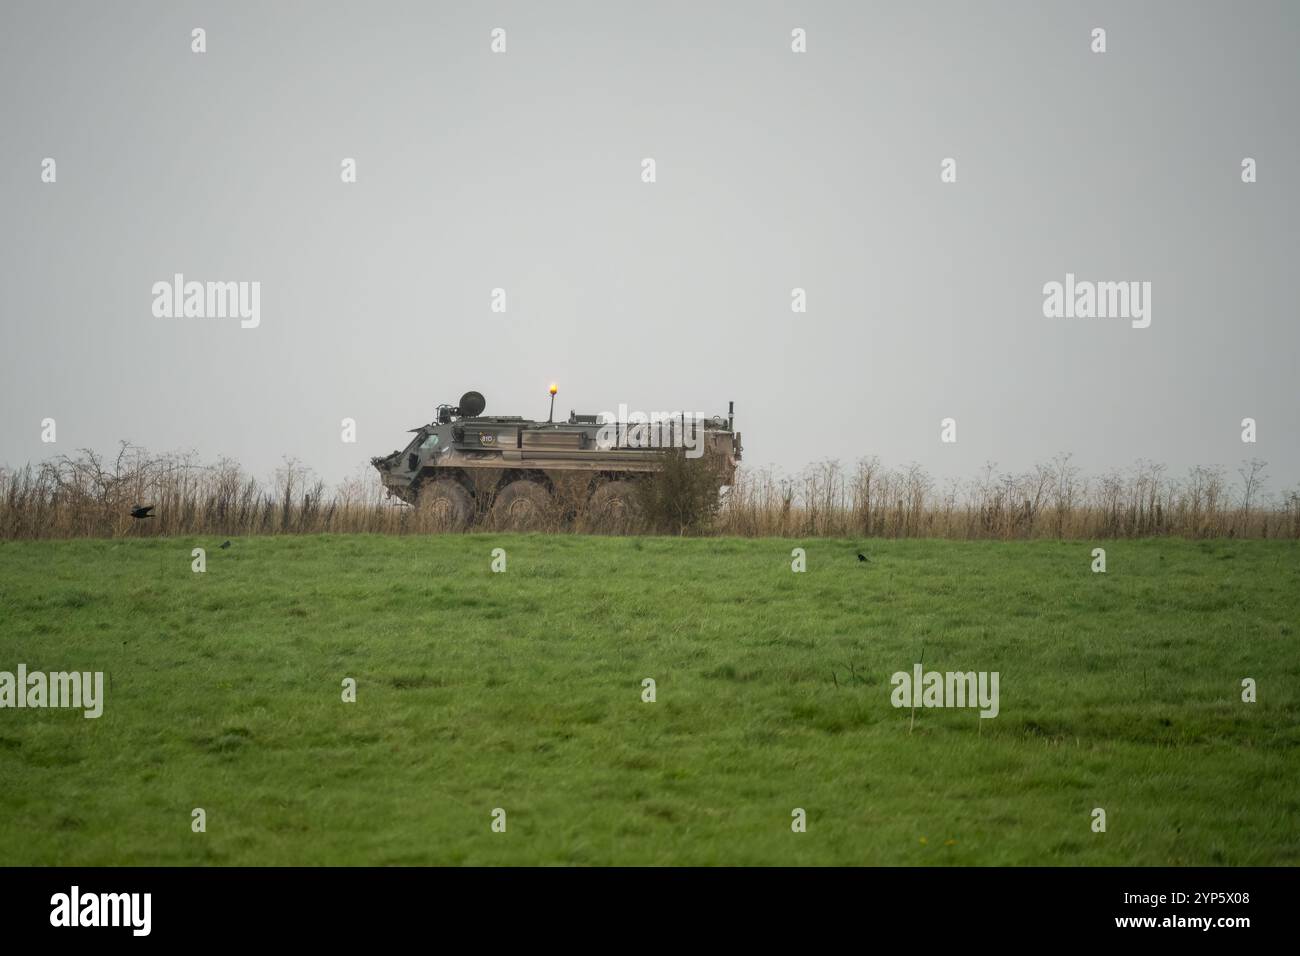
[370,389,742,529]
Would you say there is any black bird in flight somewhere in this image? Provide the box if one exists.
[857,552,869,562]
[219,540,231,549]
[130,505,155,519]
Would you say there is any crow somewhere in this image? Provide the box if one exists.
[130,505,155,519]
[857,552,869,563]
[219,541,231,550]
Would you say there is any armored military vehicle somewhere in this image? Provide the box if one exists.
[370,388,742,529]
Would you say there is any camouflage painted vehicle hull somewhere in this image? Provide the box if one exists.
[370,393,741,529]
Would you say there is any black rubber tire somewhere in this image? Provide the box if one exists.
[415,479,473,531]
[588,480,644,532]
[491,479,551,531]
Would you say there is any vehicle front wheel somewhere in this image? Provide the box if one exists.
[415,479,473,531]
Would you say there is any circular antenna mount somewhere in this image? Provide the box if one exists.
[458,391,486,417]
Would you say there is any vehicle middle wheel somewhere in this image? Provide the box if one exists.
[491,479,551,531]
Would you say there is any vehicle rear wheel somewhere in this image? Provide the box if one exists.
[415,479,473,531]
[491,479,551,531]
[588,480,644,533]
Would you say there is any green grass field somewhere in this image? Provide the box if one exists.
[0,535,1296,866]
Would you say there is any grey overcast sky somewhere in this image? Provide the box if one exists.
[1,1,1297,491]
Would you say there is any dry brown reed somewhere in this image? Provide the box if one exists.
[2,444,1296,540]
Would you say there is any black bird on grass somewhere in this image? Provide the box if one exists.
[219,540,231,550]
[130,505,155,519]
[857,552,869,563]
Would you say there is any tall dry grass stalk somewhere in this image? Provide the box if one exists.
[0,444,405,540]
[718,454,1299,540]
[717,455,1294,541]
[1,444,1296,540]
